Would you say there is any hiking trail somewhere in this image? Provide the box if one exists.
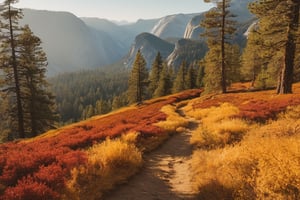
[104,108,199,200]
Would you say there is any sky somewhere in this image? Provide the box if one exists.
[15,0,213,22]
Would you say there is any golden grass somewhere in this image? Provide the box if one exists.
[190,105,300,200]
[155,104,190,133]
[63,132,142,200]
[189,103,250,148]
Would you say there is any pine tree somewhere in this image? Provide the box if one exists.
[153,63,172,97]
[196,63,205,88]
[185,64,197,89]
[94,99,110,115]
[249,0,300,94]
[14,25,58,137]
[241,28,264,87]
[148,52,163,97]
[201,0,236,93]
[127,50,148,104]
[172,61,187,93]
[112,96,122,110]
[226,44,241,84]
[0,0,25,138]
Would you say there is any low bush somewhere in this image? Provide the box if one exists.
[64,132,143,200]
[191,105,300,200]
[189,103,250,148]
[155,104,190,133]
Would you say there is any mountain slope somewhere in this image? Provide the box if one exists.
[166,39,208,68]
[151,13,198,39]
[2,83,300,199]
[21,9,113,76]
[81,17,133,52]
[125,32,175,68]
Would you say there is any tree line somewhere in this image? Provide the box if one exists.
[199,0,300,94]
[127,50,204,104]
[0,0,58,142]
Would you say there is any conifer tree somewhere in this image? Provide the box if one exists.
[0,0,25,138]
[18,25,59,136]
[196,63,205,88]
[148,52,163,97]
[185,64,197,89]
[201,0,236,93]
[226,44,241,84]
[241,28,264,87]
[94,99,110,115]
[172,61,187,93]
[249,0,300,94]
[112,96,122,110]
[127,50,148,104]
[153,63,172,97]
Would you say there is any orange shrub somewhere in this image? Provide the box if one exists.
[0,89,202,199]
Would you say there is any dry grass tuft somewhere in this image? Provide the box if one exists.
[155,104,189,133]
[191,105,300,200]
[189,103,250,148]
[64,132,142,200]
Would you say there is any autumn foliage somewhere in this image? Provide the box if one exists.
[0,89,201,199]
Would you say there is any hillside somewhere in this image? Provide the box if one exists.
[1,83,300,199]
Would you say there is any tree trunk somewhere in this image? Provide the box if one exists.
[221,0,227,93]
[8,3,25,138]
[277,1,299,94]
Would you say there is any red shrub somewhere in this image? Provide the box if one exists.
[0,89,202,198]
[3,176,59,200]
[34,164,65,190]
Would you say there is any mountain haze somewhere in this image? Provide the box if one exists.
[21,9,111,76]
[125,33,175,69]
[151,13,198,39]
[18,0,254,75]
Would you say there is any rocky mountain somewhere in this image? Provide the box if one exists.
[20,9,162,76]
[184,0,254,40]
[18,0,255,75]
[124,33,175,69]
[151,13,198,39]
[183,14,205,39]
[166,39,208,68]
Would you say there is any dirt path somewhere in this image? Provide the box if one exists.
[103,110,199,200]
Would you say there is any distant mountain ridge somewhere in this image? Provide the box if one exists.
[19,0,255,76]
[125,32,175,69]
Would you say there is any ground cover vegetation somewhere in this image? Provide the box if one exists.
[0,0,300,199]
[0,89,201,199]
[183,83,300,199]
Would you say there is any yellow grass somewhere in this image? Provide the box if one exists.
[190,105,300,199]
[63,132,142,200]
[155,104,189,133]
[189,103,250,148]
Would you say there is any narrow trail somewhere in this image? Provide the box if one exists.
[103,109,199,200]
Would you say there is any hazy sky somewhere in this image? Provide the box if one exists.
[16,0,213,22]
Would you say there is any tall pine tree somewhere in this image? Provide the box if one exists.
[153,63,172,97]
[172,61,187,93]
[201,0,236,93]
[148,52,163,97]
[18,25,59,137]
[0,0,25,138]
[127,50,148,104]
[249,0,300,94]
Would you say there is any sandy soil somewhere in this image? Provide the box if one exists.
[103,112,199,200]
